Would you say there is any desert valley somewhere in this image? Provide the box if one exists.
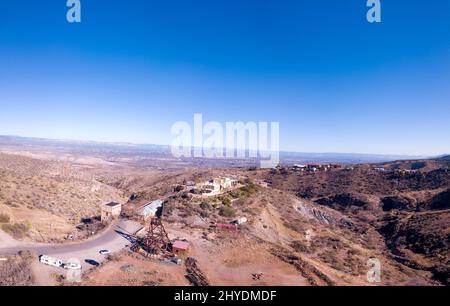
[0,136,448,286]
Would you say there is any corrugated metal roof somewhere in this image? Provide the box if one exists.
[138,200,164,217]
[173,240,190,250]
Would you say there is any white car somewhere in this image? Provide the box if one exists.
[99,249,111,255]
[64,262,82,270]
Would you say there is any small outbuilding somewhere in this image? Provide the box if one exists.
[172,240,190,255]
[137,200,164,220]
[101,202,122,223]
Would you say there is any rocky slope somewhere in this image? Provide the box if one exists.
[258,158,449,285]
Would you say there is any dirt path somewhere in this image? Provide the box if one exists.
[0,219,142,270]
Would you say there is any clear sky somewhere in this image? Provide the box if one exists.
[0,1,449,155]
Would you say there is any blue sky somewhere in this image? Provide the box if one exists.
[0,0,449,155]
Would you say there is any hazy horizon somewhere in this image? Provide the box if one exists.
[0,134,437,159]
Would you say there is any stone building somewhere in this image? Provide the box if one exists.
[101,202,122,223]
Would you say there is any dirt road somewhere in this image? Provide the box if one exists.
[0,219,142,271]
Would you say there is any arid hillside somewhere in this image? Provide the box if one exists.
[254,158,449,285]
[0,153,127,242]
[0,141,448,286]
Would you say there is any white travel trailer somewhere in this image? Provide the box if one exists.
[39,255,63,268]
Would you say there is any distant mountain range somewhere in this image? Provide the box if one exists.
[438,155,450,161]
[0,135,439,165]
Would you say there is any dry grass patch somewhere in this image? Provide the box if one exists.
[1,222,30,239]
[0,251,35,286]
[0,213,10,223]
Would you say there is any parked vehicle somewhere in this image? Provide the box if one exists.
[39,255,63,268]
[231,217,248,225]
[85,259,100,267]
[170,257,183,265]
[99,249,111,255]
[63,262,82,270]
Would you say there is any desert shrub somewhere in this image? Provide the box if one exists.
[107,253,122,262]
[199,202,211,210]
[199,211,209,218]
[311,236,347,250]
[5,200,19,208]
[343,253,366,275]
[142,280,160,286]
[1,222,30,239]
[431,265,450,286]
[219,206,236,218]
[229,190,243,199]
[52,274,66,285]
[222,196,232,206]
[0,213,10,223]
[290,240,316,254]
[347,248,362,256]
[228,182,259,201]
[174,185,184,192]
[318,250,344,271]
[240,182,258,196]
